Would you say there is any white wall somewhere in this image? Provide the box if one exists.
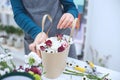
[84,0,120,71]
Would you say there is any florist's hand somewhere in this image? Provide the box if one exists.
[29,32,48,57]
[57,13,74,29]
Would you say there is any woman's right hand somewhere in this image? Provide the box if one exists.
[29,32,48,57]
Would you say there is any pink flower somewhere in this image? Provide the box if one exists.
[62,42,68,48]
[40,46,45,51]
[56,34,63,40]
[45,40,52,47]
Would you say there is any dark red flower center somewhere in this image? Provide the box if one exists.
[45,40,52,47]
[40,46,45,51]
[58,45,65,52]
[56,34,63,40]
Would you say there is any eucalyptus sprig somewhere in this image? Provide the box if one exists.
[10,60,16,69]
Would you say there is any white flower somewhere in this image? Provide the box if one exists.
[0,54,4,58]
[18,69,25,72]
[50,38,61,50]
[25,52,42,66]
[0,70,6,76]
[24,64,30,68]
[0,59,4,62]
[3,58,7,61]
[4,68,10,73]
[7,52,13,60]
[0,54,4,62]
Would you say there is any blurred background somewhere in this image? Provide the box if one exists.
[0,0,120,72]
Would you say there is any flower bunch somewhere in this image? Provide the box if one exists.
[38,34,72,53]
[0,51,43,80]
[0,52,14,76]
[64,61,111,80]
[64,69,110,80]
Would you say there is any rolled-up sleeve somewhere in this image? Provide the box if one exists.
[60,0,78,18]
[10,0,42,39]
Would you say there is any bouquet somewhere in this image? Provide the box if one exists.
[0,45,43,80]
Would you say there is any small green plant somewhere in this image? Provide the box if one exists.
[15,28,23,36]
[5,25,16,34]
[1,25,23,36]
[0,25,4,31]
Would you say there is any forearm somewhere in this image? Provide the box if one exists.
[14,12,41,39]
[10,0,41,39]
[60,0,78,18]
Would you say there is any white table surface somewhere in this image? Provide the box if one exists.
[42,57,120,80]
[0,44,120,80]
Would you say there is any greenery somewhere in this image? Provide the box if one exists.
[0,25,23,36]
[0,25,4,31]
[0,49,42,80]
[0,61,13,72]
[63,69,110,80]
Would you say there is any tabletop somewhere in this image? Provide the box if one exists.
[42,57,120,80]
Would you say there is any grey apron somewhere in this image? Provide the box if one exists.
[22,0,77,59]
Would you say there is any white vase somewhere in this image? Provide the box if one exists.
[14,38,23,48]
[0,38,7,44]
[7,37,14,46]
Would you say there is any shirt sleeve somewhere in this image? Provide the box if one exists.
[10,0,42,39]
[60,0,78,18]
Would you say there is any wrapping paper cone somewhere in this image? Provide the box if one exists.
[41,46,70,79]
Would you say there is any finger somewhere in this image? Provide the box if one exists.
[36,32,48,44]
[36,50,42,58]
[57,14,66,29]
[64,17,73,29]
[60,16,69,29]
[29,43,37,53]
[40,34,47,42]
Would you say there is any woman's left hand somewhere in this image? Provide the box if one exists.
[29,32,48,58]
[57,13,74,29]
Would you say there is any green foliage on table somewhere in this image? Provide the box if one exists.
[0,61,12,72]
[63,69,110,80]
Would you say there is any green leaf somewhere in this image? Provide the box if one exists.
[64,69,84,76]
[10,60,16,69]
[86,74,101,80]
[101,73,109,80]
[64,69,110,80]
[0,61,12,72]
[42,72,46,75]
[63,72,84,76]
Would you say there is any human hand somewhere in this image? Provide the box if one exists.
[57,13,74,29]
[29,32,48,57]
